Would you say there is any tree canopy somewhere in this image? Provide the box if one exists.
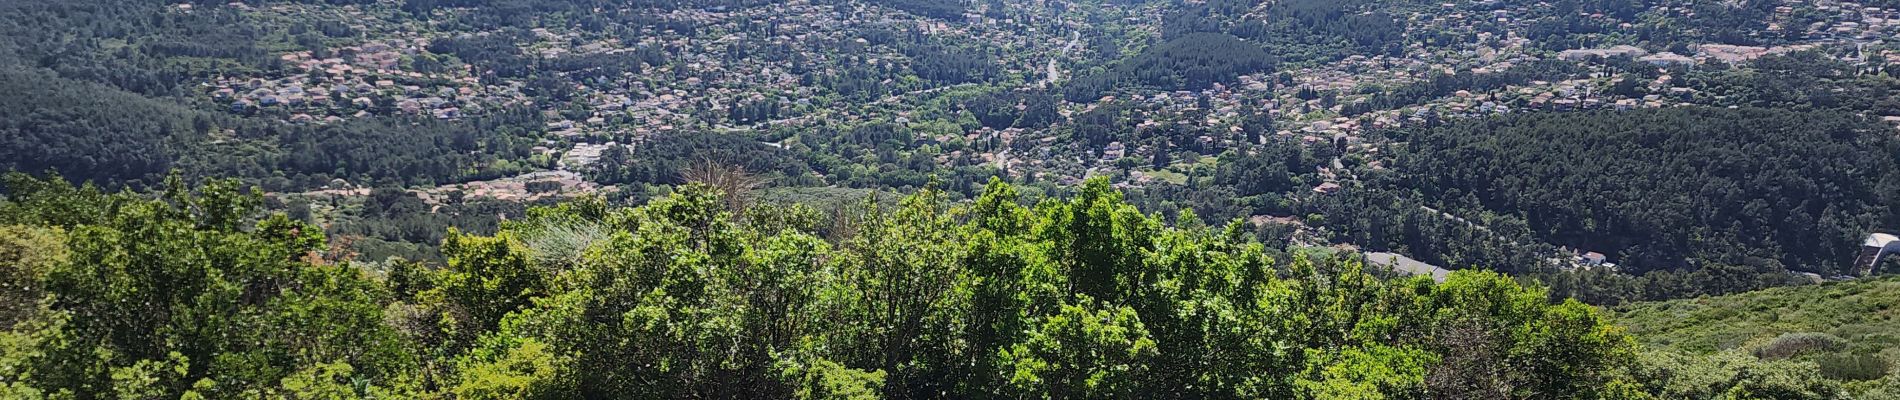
[1396,107,1900,275]
[0,173,1656,399]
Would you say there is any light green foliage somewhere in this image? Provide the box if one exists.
[0,173,415,398]
[0,225,64,328]
[1001,299,1158,398]
[1616,277,1900,354]
[434,229,548,344]
[0,308,65,399]
[1846,375,1900,400]
[1296,345,1434,400]
[511,195,609,268]
[109,352,190,400]
[1617,277,1900,399]
[451,339,576,400]
[1631,350,1847,399]
[775,347,886,400]
[270,361,411,400]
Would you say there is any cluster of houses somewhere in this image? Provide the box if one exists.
[1557,43,1832,67]
[973,0,1900,200]
[198,0,1898,203]
[206,0,1109,181]
[505,0,1101,170]
[1773,1,1900,40]
[210,38,528,123]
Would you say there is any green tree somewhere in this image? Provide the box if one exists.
[1001,298,1158,398]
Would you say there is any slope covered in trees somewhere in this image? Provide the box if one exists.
[589,132,815,186]
[0,69,200,188]
[863,0,968,21]
[0,173,1654,398]
[0,1,555,191]
[1159,0,1407,64]
[0,64,548,191]
[1619,277,1900,356]
[0,0,284,98]
[1395,107,1900,275]
[1064,33,1276,102]
[273,108,548,188]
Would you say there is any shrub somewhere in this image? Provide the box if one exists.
[1754,332,1849,360]
[1818,354,1891,381]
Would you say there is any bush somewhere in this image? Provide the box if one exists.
[1754,332,1849,360]
[1818,354,1891,381]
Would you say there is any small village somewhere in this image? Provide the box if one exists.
[178,0,1898,258]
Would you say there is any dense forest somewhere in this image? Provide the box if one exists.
[589,132,817,186]
[300,188,532,262]
[1161,0,1408,63]
[1065,33,1277,101]
[862,0,969,21]
[0,0,554,192]
[1394,107,1900,276]
[0,69,196,188]
[0,1,282,98]
[274,108,548,189]
[0,65,547,191]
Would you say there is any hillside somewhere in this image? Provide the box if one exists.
[1618,277,1900,355]
[8,0,1900,395]
[1,0,1897,307]
[1401,108,1900,276]
[1614,278,1900,397]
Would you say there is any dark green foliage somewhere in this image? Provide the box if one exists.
[791,121,1008,192]
[590,132,814,186]
[400,0,632,29]
[902,42,996,84]
[0,61,546,192]
[0,1,553,191]
[1505,0,1796,50]
[863,0,968,21]
[1689,51,1900,115]
[1065,33,1276,101]
[0,0,281,97]
[0,69,192,188]
[319,189,529,262]
[1306,181,1565,275]
[1398,107,1900,275]
[275,109,546,188]
[427,30,534,78]
[1161,0,1407,64]
[964,89,1061,130]
[1543,261,1811,305]
[1216,141,1320,199]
